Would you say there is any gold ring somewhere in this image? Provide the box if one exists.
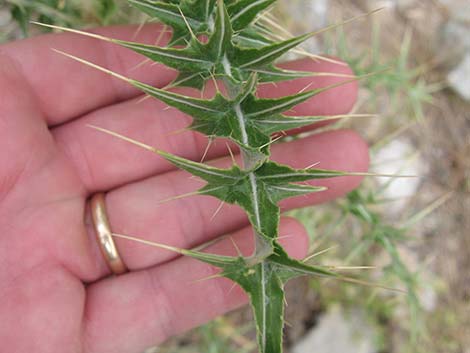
[90,193,128,275]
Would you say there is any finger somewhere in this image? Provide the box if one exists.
[1,24,175,126]
[53,58,357,192]
[85,130,368,279]
[83,217,308,353]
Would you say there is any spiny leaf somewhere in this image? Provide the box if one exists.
[112,232,243,268]
[34,5,347,88]
[228,0,277,31]
[234,26,274,47]
[252,114,375,135]
[112,230,395,353]
[255,161,348,182]
[53,4,393,353]
[33,22,213,72]
[85,119,358,246]
[266,184,326,203]
[207,0,233,62]
[253,65,317,83]
[46,50,332,155]
[232,8,385,71]
[128,0,206,45]
[227,261,285,353]
[242,73,365,120]
[268,242,338,280]
[158,152,345,239]
[115,37,214,72]
[129,0,275,47]
[158,150,244,182]
[179,0,217,21]
[116,230,287,353]
[233,30,315,69]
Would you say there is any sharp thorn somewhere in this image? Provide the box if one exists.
[210,201,225,222]
[304,161,321,170]
[303,245,338,262]
[335,276,406,293]
[112,232,184,254]
[136,94,152,104]
[87,125,158,153]
[327,266,376,270]
[130,58,151,71]
[200,138,214,163]
[227,282,238,296]
[229,237,243,257]
[225,142,238,166]
[157,190,204,204]
[276,234,295,241]
[191,272,225,284]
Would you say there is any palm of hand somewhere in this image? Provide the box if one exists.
[0,25,366,353]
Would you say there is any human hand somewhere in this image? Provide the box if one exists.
[0,24,367,353]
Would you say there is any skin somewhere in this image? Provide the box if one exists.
[0,24,368,353]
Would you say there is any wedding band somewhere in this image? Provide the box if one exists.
[90,193,128,275]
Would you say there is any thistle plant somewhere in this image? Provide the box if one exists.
[36,1,388,352]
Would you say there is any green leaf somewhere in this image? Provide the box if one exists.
[178,240,338,353]
[131,80,227,116]
[112,233,340,353]
[179,0,217,21]
[266,184,326,203]
[233,31,314,69]
[254,66,315,83]
[40,1,322,88]
[113,38,214,73]
[169,243,288,353]
[252,115,339,135]
[50,4,384,353]
[268,242,338,281]
[227,262,285,353]
[234,26,274,48]
[128,0,205,44]
[206,0,233,62]
[48,47,358,162]
[171,71,207,89]
[116,1,236,84]
[128,0,274,46]
[228,0,277,31]
[242,88,324,119]
[256,161,347,182]
[158,152,340,239]
[157,150,243,183]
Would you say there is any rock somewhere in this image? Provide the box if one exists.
[291,308,376,353]
[372,138,426,215]
[438,0,470,23]
[277,0,329,59]
[395,0,419,10]
[447,53,470,101]
[437,0,470,67]
[278,0,329,32]
[439,20,470,66]
[305,0,329,30]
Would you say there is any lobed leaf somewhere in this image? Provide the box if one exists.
[158,152,347,241]
[52,3,386,353]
